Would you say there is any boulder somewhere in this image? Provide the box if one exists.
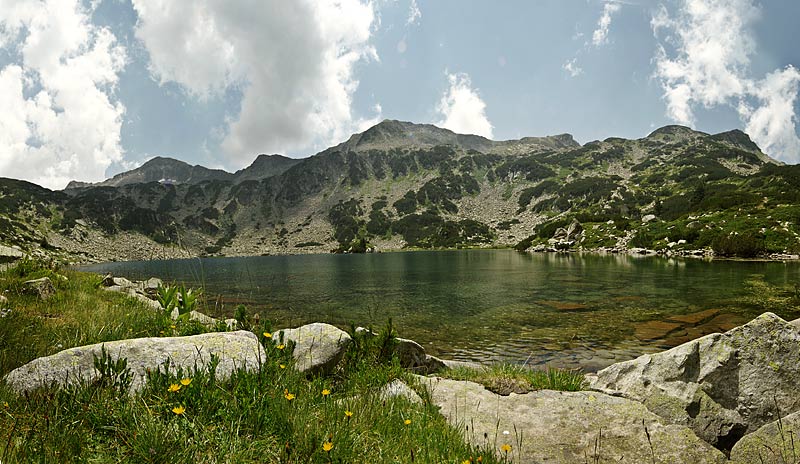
[590,312,800,450]
[642,214,657,223]
[22,277,56,300]
[379,379,423,404]
[3,331,265,394]
[424,376,726,463]
[0,294,8,305]
[143,277,163,295]
[355,327,448,373]
[130,292,162,311]
[0,245,23,263]
[730,410,800,464]
[277,323,351,374]
[790,318,800,331]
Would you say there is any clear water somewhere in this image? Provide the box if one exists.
[80,250,800,371]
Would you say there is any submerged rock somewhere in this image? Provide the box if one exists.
[424,376,726,463]
[590,312,800,450]
[277,323,351,374]
[4,331,265,394]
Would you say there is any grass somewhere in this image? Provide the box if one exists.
[1,261,567,463]
[441,363,586,395]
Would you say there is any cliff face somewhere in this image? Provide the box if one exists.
[2,120,797,262]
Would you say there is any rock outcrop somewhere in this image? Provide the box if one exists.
[277,323,352,374]
[425,376,727,463]
[590,312,800,450]
[4,331,265,394]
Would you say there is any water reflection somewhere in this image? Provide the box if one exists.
[80,250,800,371]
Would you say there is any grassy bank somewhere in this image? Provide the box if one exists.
[0,260,584,463]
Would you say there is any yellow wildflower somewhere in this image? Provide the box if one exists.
[477,457,483,463]
[279,364,286,369]
[263,331,272,338]
[276,344,285,350]
[501,444,512,453]
[284,389,295,401]
[180,378,192,386]
[322,388,331,397]
[462,460,471,464]
[2,401,8,408]
[322,441,333,452]
[172,405,185,415]
[344,410,353,419]
[168,383,181,392]
[404,419,411,425]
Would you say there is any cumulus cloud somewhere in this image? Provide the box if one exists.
[0,0,126,189]
[740,66,800,162]
[652,0,800,163]
[592,2,622,47]
[436,72,494,139]
[563,58,583,78]
[131,0,377,165]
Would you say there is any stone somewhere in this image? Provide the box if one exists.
[0,294,8,305]
[424,376,726,464]
[791,318,800,331]
[730,410,800,464]
[143,277,163,295]
[277,323,351,374]
[22,277,56,300]
[354,327,450,373]
[633,320,684,341]
[3,331,265,394]
[112,277,136,289]
[667,308,721,325]
[590,312,800,450]
[379,379,423,404]
[642,214,657,223]
[0,245,24,263]
[130,292,162,311]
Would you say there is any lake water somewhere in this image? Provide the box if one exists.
[80,250,800,371]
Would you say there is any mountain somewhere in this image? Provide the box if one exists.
[233,154,302,183]
[65,157,233,189]
[1,120,798,263]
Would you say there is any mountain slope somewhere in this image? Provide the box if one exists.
[1,120,798,262]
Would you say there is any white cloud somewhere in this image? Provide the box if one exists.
[436,72,494,139]
[0,0,126,190]
[407,0,421,26]
[740,66,800,163]
[131,0,377,165]
[592,2,622,47]
[563,58,583,78]
[652,0,800,163]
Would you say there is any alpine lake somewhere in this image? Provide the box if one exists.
[80,249,800,372]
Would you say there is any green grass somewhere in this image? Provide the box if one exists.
[440,363,586,395]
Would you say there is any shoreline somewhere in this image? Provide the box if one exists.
[68,244,800,267]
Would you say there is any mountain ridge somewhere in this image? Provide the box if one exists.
[2,120,799,263]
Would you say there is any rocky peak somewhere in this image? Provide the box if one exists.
[709,129,761,153]
[645,125,708,143]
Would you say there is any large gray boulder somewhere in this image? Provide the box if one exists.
[590,312,800,449]
[730,409,800,464]
[4,331,265,394]
[277,323,351,374]
[424,376,726,463]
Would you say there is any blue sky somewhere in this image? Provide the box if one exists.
[1,0,799,189]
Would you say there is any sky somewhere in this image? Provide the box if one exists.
[1,0,799,190]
